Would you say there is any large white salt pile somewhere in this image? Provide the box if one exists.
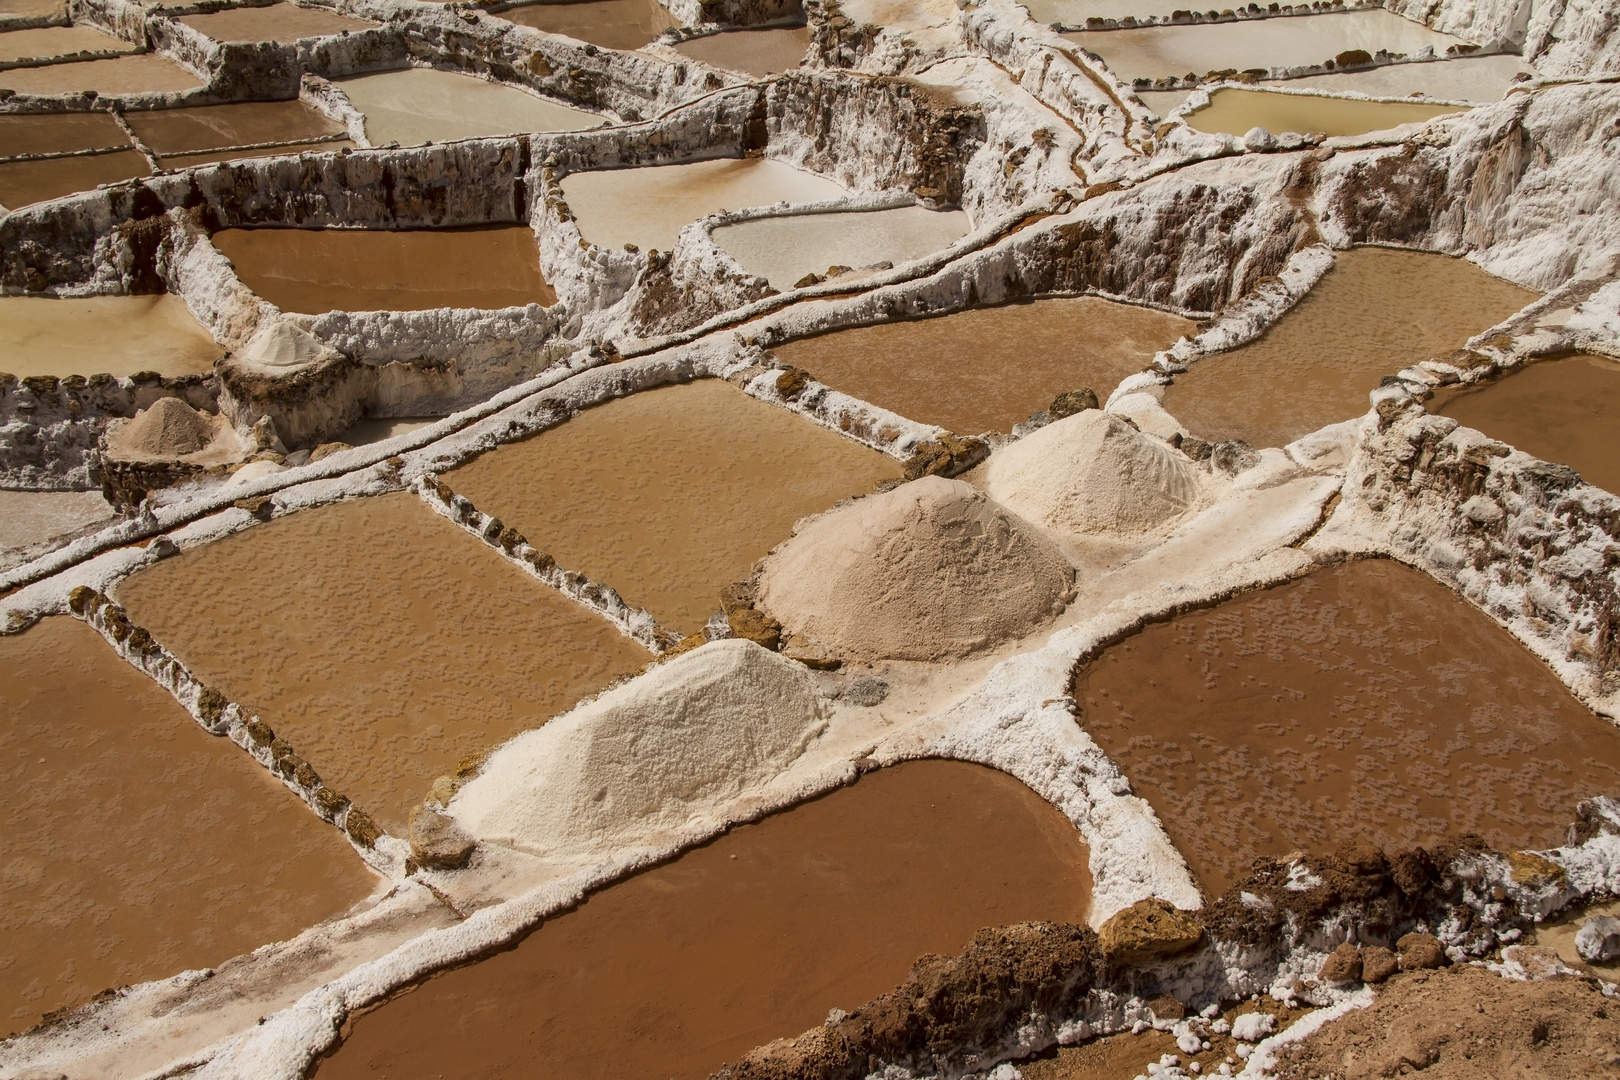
[756,475,1073,663]
[984,410,1203,535]
[448,639,828,858]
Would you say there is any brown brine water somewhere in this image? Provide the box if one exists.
[1161,247,1538,449]
[772,298,1195,434]
[335,68,602,147]
[444,379,903,635]
[1184,87,1464,138]
[0,294,220,377]
[0,617,377,1033]
[126,99,346,155]
[314,758,1092,1080]
[0,53,204,95]
[0,24,132,62]
[0,150,151,210]
[671,25,810,76]
[495,0,678,51]
[1430,352,1620,496]
[115,493,649,834]
[176,2,378,42]
[1070,559,1620,899]
[210,225,555,313]
[0,111,130,156]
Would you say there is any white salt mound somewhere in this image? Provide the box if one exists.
[984,409,1203,536]
[449,639,828,858]
[756,475,1073,663]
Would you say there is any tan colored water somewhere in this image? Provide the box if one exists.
[1070,559,1620,899]
[1273,54,1537,103]
[314,758,1092,1080]
[176,3,377,42]
[0,110,129,156]
[0,0,65,16]
[560,157,850,252]
[773,297,1195,434]
[127,99,344,155]
[496,0,677,51]
[0,53,204,95]
[445,379,902,634]
[671,26,809,76]
[335,67,602,147]
[0,294,219,377]
[1186,87,1464,137]
[0,489,112,557]
[158,139,356,169]
[0,24,131,61]
[336,416,438,446]
[0,617,377,1034]
[210,225,555,313]
[1161,247,1539,449]
[713,205,972,290]
[1431,353,1620,496]
[1023,0,1209,21]
[116,492,649,834]
[0,150,150,209]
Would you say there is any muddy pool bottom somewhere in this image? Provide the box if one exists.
[1071,558,1620,899]
[315,759,1092,1080]
[0,618,376,1032]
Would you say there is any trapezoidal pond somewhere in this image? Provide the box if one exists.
[175,3,378,42]
[1183,86,1465,138]
[493,0,678,51]
[0,293,220,378]
[335,67,603,147]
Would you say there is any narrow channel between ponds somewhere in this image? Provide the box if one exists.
[1181,86,1464,137]
[0,617,378,1034]
[772,298,1195,435]
[443,379,903,635]
[175,2,378,42]
[671,25,809,77]
[314,758,1093,1080]
[1160,247,1538,450]
[1069,558,1620,899]
[493,0,678,51]
[335,67,603,146]
[114,492,650,834]
[713,205,971,290]
[0,294,220,377]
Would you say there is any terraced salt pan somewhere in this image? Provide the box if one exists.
[335,67,602,146]
[126,99,346,157]
[560,157,850,253]
[0,52,204,94]
[210,225,556,313]
[114,492,649,834]
[671,25,809,76]
[713,205,972,290]
[0,294,220,377]
[0,23,132,61]
[494,0,678,51]
[0,490,113,563]
[1161,247,1538,450]
[1185,86,1465,137]
[317,759,1092,1080]
[0,150,150,210]
[335,416,439,446]
[773,298,1195,434]
[1271,53,1536,102]
[444,379,902,635]
[1430,353,1620,496]
[0,110,129,154]
[1063,11,1462,84]
[1070,558,1620,899]
[0,0,63,16]
[175,3,378,42]
[0,617,377,1033]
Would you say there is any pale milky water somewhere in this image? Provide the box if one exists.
[713,205,972,290]
[0,53,204,94]
[176,3,378,43]
[0,24,131,61]
[671,26,810,76]
[1269,53,1536,102]
[0,294,220,377]
[1185,86,1464,136]
[337,68,602,147]
[0,490,114,561]
[336,416,440,446]
[1139,88,1191,116]
[561,157,850,253]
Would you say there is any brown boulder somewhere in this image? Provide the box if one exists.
[409,805,477,871]
[1360,945,1398,983]
[1397,932,1448,970]
[1318,941,1363,984]
[728,606,782,651]
[1049,387,1099,418]
[1098,897,1205,966]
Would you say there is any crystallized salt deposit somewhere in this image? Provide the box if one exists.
[756,476,1074,663]
[449,639,828,858]
[984,410,1204,536]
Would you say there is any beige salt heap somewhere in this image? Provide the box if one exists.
[451,639,827,859]
[757,476,1073,663]
[108,396,220,458]
[984,410,1204,536]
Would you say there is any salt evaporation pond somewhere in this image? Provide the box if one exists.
[117,493,648,834]
[445,379,902,635]
[1161,247,1537,449]
[0,0,65,16]
[0,111,150,209]
[494,0,678,50]
[0,294,220,377]
[0,52,204,94]
[561,157,849,253]
[1070,558,1620,898]
[0,617,377,1032]
[1431,353,1620,495]
[1063,11,1460,84]
[314,758,1092,1080]
[336,67,602,146]
[126,99,348,167]
[713,205,971,290]
[1274,53,1536,102]
[671,25,810,76]
[335,416,439,446]
[211,225,555,313]
[773,297,1195,434]
[176,2,378,42]
[1184,86,1464,137]
[0,23,133,61]
[0,490,113,566]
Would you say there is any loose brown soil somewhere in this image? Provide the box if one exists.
[1162,248,1538,449]
[0,150,151,211]
[126,99,346,155]
[445,379,903,635]
[313,759,1092,1080]
[0,53,204,95]
[772,298,1194,435]
[176,2,378,41]
[114,492,648,834]
[0,617,377,1034]
[495,0,678,51]
[210,225,555,313]
[1070,558,1620,898]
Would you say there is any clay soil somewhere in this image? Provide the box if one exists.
[0,150,151,210]
[672,25,810,76]
[0,53,204,95]
[773,298,1195,435]
[495,0,677,51]
[176,2,377,42]
[314,758,1092,1080]
[210,225,556,313]
[114,492,648,834]
[126,99,345,155]
[1162,247,1538,450]
[444,378,902,635]
[1069,558,1620,898]
[0,617,377,1034]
